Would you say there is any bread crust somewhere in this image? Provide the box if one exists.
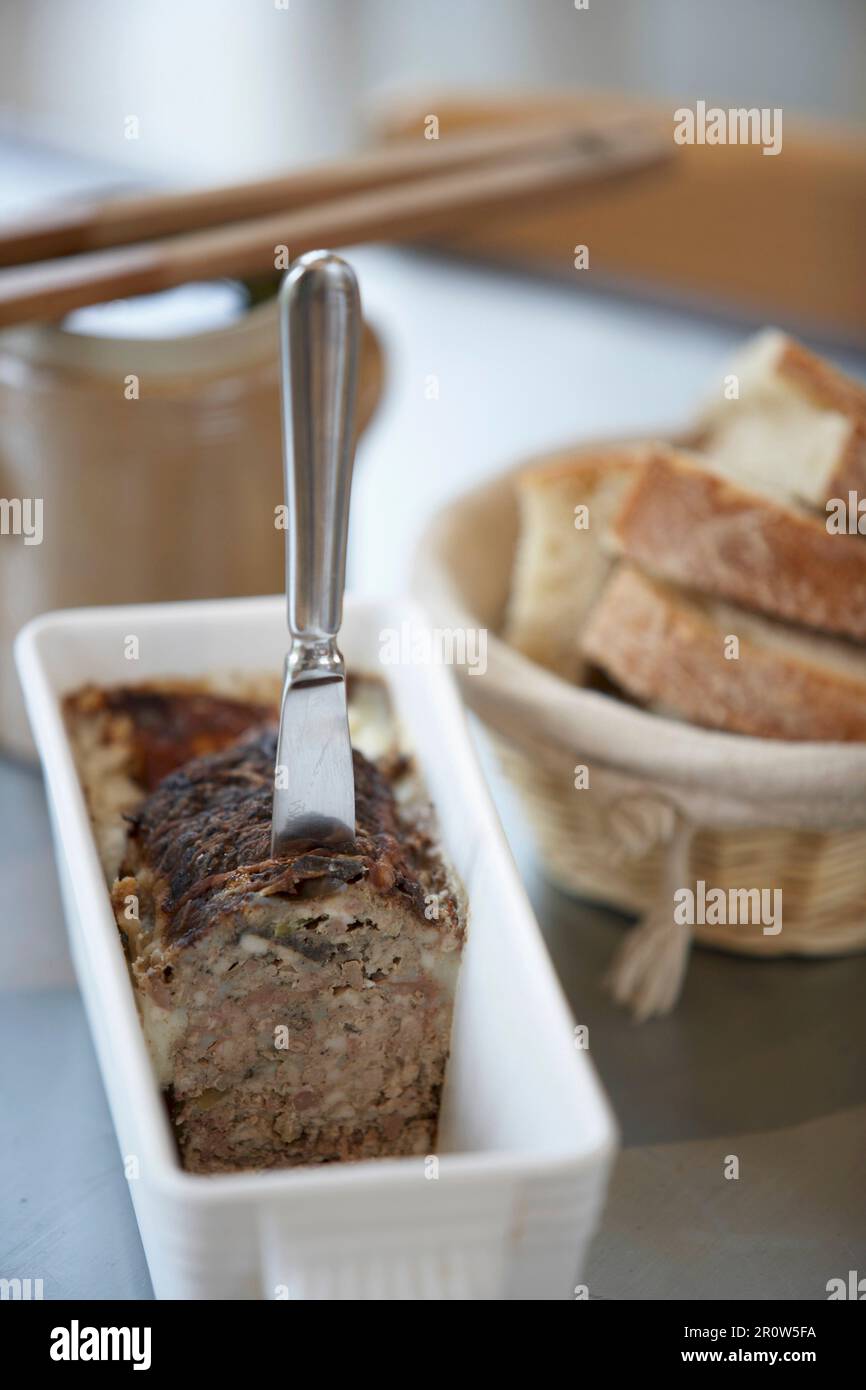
[777,337,866,423]
[581,564,866,741]
[609,447,866,640]
[698,331,866,509]
[769,336,866,501]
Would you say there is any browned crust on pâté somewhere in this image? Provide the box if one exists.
[122,728,457,949]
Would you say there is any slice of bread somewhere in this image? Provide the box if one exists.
[608,445,866,641]
[698,329,866,509]
[504,446,646,681]
[581,564,866,741]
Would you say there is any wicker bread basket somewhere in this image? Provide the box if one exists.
[413,434,866,1019]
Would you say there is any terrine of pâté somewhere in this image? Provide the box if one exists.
[65,681,465,1174]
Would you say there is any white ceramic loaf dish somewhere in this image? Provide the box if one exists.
[16,594,615,1301]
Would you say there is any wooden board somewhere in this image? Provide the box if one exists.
[378,92,866,346]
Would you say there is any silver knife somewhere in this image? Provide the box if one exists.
[270,250,360,855]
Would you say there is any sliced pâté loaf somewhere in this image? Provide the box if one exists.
[607,445,866,641]
[504,446,647,681]
[697,329,866,509]
[111,726,464,1174]
[581,563,866,741]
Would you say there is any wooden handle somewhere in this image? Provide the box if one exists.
[378,94,866,346]
[0,120,669,328]
[0,113,662,268]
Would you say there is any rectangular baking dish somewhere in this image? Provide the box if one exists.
[15,594,616,1301]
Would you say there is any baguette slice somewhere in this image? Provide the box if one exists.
[698,329,866,508]
[581,564,866,742]
[504,446,646,681]
[608,445,866,641]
